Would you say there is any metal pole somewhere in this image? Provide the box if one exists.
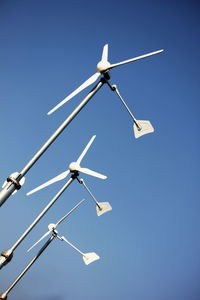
[0,235,55,300]
[0,174,75,269]
[0,80,105,207]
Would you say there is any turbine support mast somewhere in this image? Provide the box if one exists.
[0,174,75,269]
[0,235,55,300]
[0,79,105,207]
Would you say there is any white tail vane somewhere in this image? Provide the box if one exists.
[47,44,164,114]
[78,178,112,216]
[96,202,112,217]
[28,199,85,252]
[27,135,107,196]
[59,236,100,265]
[133,120,154,138]
[83,253,100,265]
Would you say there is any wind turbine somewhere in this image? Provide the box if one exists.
[0,44,163,207]
[26,136,112,216]
[47,44,163,138]
[0,135,107,269]
[26,135,107,195]
[0,200,99,300]
[27,200,100,266]
[48,44,163,115]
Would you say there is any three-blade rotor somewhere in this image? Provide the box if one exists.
[27,199,85,252]
[27,135,107,196]
[28,199,100,265]
[47,44,163,114]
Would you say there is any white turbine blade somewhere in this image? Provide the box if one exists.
[76,135,96,164]
[76,166,107,180]
[27,230,51,252]
[96,202,112,216]
[133,120,154,138]
[101,44,108,62]
[108,49,164,70]
[27,170,70,196]
[83,252,100,265]
[55,199,85,227]
[47,72,100,115]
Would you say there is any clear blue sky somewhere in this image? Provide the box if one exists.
[0,1,200,299]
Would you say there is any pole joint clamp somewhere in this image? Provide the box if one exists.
[7,176,21,190]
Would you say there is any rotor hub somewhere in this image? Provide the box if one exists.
[97,61,110,73]
[69,162,79,172]
[48,223,56,231]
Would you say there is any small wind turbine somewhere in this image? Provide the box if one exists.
[0,200,99,300]
[27,135,112,216]
[47,44,163,138]
[0,135,107,269]
[48,44,163,115]
[26,135,106,195]
[27,200,100,265]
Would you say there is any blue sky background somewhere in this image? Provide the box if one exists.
[0,1,200,299]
